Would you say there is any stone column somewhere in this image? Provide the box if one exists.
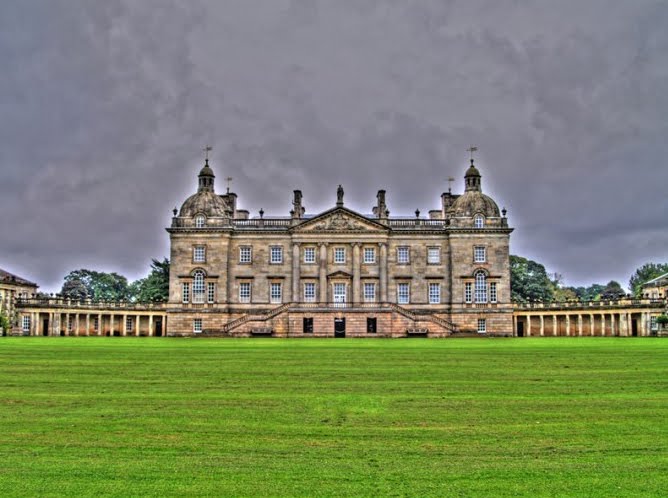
[566,315,570,336]
[65,312,70,336]
[149,314,154,337]
[86,314,90,337]
[539,315,544,336]
[123,314,128,336]
[601,314,606,336]
[136,315,141,336]
[526,315,532,336]
[110,315,115,337]
[379,243,388,303]
[513,314,518,336]
[552,315,557,336]
[292,243,300,303]
[75,314,80,336]
[578,314,583,336]
[640,313,646,337]
[32,312,38,336]
[50,312,56,337]
[589,313,594,336]
[98,313,103,336]
[319,243,328,304]
[611,313,616,336]
[352,243,361,305]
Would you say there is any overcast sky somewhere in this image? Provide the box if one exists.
[1,0,667,293]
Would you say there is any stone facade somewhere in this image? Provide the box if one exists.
[166,157,514,337]
[0,268,38,335]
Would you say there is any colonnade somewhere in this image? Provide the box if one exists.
[513,310,657,337]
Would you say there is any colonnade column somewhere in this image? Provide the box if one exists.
[75,314,80,336]
[566,315,570,336]
[640,313,646,336]
[148,314,154,337]
[578,314,583,336]
[513,314,518,336]
[379,242,388,303]
[590,313,594,336]
[552,315,557,336]
[98,313,103,336]
[611,313,616,336]
[292,243,300,303]
[65,312,71,336]
[601,314,606,336]
[527,316,532,336]
[319,243,328,304]
[539,315,544,336]
[110,315,115,337]
[136,315,141,336]
[86,314,90,336]
[352,243,361,304]
[123,314,128,336]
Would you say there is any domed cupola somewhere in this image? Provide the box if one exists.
[449,158,501,221]
[177,158,230,222]
[464,159,482,192]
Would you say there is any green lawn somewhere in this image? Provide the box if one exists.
[0,338,666,497]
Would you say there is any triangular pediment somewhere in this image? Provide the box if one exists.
[291,207,388,233]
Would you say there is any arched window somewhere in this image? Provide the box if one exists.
[195,215,206,228]
[193,270,206,303]
[475,271,487,303]
[474,214,484,229]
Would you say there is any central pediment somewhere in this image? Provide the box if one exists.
[291,207,389,233]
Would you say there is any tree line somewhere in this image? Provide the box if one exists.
[58,258,169,303]
[511,256,668,303]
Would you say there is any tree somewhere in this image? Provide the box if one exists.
[0,310,10,335]
[600,280,626,300]
[510,255,554,303]
[629,263,668,297]
[60,269,130,301]
[130,258,170,302]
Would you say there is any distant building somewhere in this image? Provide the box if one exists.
[642,272,668,300]
[166,157,514,336]
[0,268,38,335]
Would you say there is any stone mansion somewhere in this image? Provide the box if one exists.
[166,156,513,337]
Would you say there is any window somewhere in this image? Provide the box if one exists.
[397,283,410,304]
[490,282,497,303]
[303,247,316,263]
[193,318,202,334]
[427,247,440,264]
[22,316,30,334]
[193,270,206,303]
[474,214,484,228]
[364,247,376,264]
[207,282,216,303]
[239,282,251,303]
[270,283,282,303]
[239,246,252,263]
[475,271,487,303]
[303,317,314,333]
[465,282,472,303]
[195,215,206,228]
[477,319,487,333]
[651,316,658,331]
[333,283,346,305]
[182,282,190,303]
[193,246,206,263]
[363,283,376,302]
[126,317,133,333]
[304,282,316,302]
[474,246,486,263]
[367,317,377,334]
[270,246,283,264]
[93,317,99,332]
[334,247,346,264]
[429,283,441,304]
[397,246,410,264]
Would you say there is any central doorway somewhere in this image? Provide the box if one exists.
[334,318,346,338]
[42,318,49,336]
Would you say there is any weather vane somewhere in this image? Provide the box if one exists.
[203,145,212,161]
[226,176,233,194]
[467,146,478,161]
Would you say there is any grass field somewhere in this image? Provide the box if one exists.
[0,338,666,497]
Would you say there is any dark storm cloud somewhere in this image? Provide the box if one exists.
[1,0,667,291]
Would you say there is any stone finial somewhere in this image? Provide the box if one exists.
[172,207,178,216]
